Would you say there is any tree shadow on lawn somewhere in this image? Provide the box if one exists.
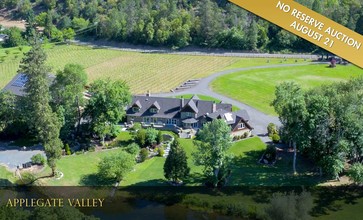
[229,150,326,187]
[79,173,116,186]
[0,178,13,186]
[311,186,363,217]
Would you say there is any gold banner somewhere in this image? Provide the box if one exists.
[229,0,363,68]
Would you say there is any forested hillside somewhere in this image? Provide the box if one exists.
[1,0,363,53]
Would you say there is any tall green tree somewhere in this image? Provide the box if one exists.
[98,151,135,182]
[51,64,87,140]
[164,138,190,183]
[4,27,25,47]
[84,79,131,143]
[0,91,17,133]
[272,82,307,174]
[20,34,62,176]
[192,119,233,187]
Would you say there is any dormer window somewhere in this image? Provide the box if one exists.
[132,100,142,112]
[239,123,245,129]
[150,108,158,113]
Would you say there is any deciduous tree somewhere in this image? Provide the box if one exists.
[98,151,135,182]
[192,119,233,187]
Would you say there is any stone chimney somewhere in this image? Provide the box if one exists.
[212,102,216,112]
[180,96,184,108]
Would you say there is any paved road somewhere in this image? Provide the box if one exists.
[70,39,319,59]
[153,63,323,142]
[0,143,45,170]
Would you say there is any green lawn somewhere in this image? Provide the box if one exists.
[40,148,124,186]
[222,57,310,70]
[3,134,325,187]
[211,64,363,115]
[0,166,15,186]
[121,137,323,186]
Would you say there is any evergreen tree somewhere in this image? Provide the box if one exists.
[164,138,190,183]
[20,33,62,176]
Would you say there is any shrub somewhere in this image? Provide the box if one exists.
[88,146,96,152]
[31,153,46,165]
[135,129,146,147]
[267,123,278,137]
[271,133,280,143]
[157,131,163,144]
[347,163,363,184]
[264,145,277,163]
[75,150,84,155]
[125,143,140,156]
[145,128,158,146]
[158,147,165,157]
[64,144,71,155]
[140,148,149,162]
[243,132,249,138]
[109,124,121,138]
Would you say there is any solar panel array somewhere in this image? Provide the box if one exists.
[11,74,28,87]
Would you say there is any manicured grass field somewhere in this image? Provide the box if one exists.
[122,136,323,186]
[40,148,124,186]
[211,64,363,115]
[222,57,309,70]
[0,166,14,186]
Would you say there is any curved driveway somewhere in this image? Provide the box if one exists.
[154,63,321,142]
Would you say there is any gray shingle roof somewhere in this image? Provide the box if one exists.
[126,95,232,119]
[183,99,198,113]
[2,73,55,97]
[152,101,161,110]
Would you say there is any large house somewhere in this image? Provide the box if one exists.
[126,95,253,137]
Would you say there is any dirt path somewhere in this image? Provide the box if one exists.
[0,16,26,30]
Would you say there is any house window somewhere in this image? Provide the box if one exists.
[166,119,178,125]
[150,108,158,113]
[132,107,139,112]
[143,117,151,123]
[185,112,193,117]
[239,123,245,129]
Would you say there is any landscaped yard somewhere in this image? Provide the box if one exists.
[38,148,124,186]
[211,64,363,115]
[30,134,325,187]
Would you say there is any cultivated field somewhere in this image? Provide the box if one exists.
[0,44,241,94]
[211,64,363,115]
[0,44,311,94]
